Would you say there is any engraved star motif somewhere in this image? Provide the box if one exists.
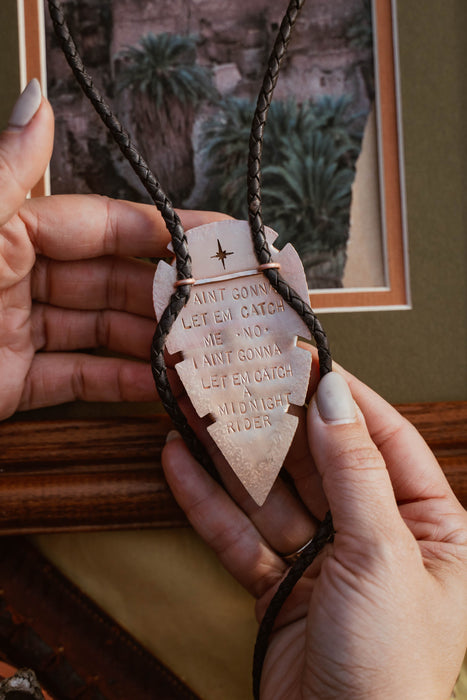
[211,239,234,269]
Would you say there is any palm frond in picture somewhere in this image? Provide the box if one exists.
[304,95,363,157]
[265,99,305,166]
[199,95,363,287]
[346,0,375,100]
[116,32,217,204]
[199,98,254,218]
[263,130,354,248]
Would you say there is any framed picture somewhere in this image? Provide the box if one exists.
[18,0,409,312]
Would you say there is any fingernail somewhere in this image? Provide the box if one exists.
[8,79,42,129]
[316,372,357,424]
[166,429,182,444]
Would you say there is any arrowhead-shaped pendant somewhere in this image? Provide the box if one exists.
[153,220,312,505]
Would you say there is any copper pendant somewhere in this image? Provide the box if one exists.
[153,220,312,505]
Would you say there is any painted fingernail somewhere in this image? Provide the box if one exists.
[8,79,42,129]
[166,429,182,444]
[316,372,357,424]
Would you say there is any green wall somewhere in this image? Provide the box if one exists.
[0,1,465,404]
[0,0,20,121]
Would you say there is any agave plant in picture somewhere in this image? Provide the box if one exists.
[200,95,364,288]
[199,98,253,217]
[116,32,217,205]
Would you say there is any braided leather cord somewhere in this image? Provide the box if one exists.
[47,1,336,695]
[47,0,219,480]
[253,512,335,699]
[247,0,332,378]
[247,2,334,696]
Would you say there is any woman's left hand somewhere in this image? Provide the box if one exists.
[0,80,225,419]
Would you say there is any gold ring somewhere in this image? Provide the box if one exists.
[282,537,315,565]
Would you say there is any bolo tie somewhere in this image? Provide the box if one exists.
[47,1,336,696]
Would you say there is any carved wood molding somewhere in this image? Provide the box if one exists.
[0,537,200,699]
[0,401,465,534]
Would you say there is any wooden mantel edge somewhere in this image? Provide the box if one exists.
[0,401,465,534]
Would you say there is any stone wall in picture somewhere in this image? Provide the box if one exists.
[46,0,372,196]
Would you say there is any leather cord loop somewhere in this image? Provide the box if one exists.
[46,2,335,697]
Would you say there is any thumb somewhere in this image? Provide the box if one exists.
[0,79,54,226]
[307,371,402,538]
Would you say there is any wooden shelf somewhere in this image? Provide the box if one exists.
[0,402,465,534]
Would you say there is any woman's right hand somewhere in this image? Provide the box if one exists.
[163,366,467,699]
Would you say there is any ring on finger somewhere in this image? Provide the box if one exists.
[281,536,315,565]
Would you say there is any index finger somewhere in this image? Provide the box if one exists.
[19,194,230,260]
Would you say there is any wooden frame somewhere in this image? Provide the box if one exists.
[18,0,409,312]
[1,402,466,535]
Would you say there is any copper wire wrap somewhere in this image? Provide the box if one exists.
[174,278,196,287]
[257,262,281,271]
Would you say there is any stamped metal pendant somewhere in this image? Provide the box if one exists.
[153,220,312,505]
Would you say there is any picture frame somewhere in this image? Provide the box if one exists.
[0,0,464,533]
[0,6,465,699]
[18,0,410,312]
